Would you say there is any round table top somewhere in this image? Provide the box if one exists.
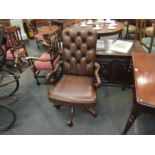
[97,22,124,36]
[73,21,124,37]
[37,25,59,36]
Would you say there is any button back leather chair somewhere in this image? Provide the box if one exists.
[48,28,101,126]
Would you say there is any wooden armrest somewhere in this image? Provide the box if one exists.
[53,60,63,72]
[25,56,51,62]
[46,61,63,81]
[26,51,61,62]
[94,62,101,88]
[41,41,50,47]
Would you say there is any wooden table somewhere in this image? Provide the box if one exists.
[37,25,59,36]
[51,19,82,30]
[37,25,59,47]
[96,22,124,37]
[132,52,155,106]
[96,40,145,87]
[73,21,124,38]
[122,52,155,134]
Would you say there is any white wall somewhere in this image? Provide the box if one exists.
[10,19,28,40]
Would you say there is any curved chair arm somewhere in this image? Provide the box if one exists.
[94,62,101,88]
[25,56,52,62]
[41,40,50,47]
[25,51,62,62]
[46,60,63,82]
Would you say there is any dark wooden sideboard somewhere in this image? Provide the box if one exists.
[96,40,145,87]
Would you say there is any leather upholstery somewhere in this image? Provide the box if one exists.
[48,28,99,107]
[62,28,97,76]
[48,75,96,106]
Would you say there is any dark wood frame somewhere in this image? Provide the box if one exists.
[96,41,145,88]
[122,52,155,134]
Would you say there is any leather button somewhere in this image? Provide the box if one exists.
[82,39,86,43]
[77,46,80,50]
[65,32,69,36]
[88,32,92,36]
[71,38,74,43]
[77,32,81,36]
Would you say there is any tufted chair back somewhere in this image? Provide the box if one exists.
[62,28,97,76]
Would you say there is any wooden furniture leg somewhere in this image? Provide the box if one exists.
[122,104,141,135]
[84,107,97,117]
[66,107,75,127]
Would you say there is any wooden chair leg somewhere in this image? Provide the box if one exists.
[35,78,40,85]
[66,107,75,127]
[17,64,22,73]
[34,73,40,85]
[36,40,40,49]
[84,107,97,118]
[122,104,140,135]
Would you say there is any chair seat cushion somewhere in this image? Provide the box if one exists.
[6,48,25,60]
[34,52,61,70]
[35,34,44,41]
[48,75,97,106]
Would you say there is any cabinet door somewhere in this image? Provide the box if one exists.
[121,62,133,85]
[111,59,132,85]
[97,59,112,83]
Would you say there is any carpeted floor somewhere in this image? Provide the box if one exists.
[1,39,155,135]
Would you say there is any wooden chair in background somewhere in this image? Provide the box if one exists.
[2,25,29,72]
[25,27,62,85]
[32,19,49,49]
[139,20,155,53]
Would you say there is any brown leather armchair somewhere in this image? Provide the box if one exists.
[48,27,101,126]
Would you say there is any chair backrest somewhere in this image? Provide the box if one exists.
[148,20,155,53]
[35,19,48,27]
[5,26,23,48]
[0,25,7,65]
[135,19,147,41]
[135,20,155,53]
[62,28,97,76]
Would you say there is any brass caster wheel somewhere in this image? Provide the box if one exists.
[54,105,60,109]
[67,122,73,127]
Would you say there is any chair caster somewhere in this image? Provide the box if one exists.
[67,121,73,127]
[121,87,125,91]
[94,113,98,118]
[36,82,40,85]
[54,105,60,109]
[66,107,75,127]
